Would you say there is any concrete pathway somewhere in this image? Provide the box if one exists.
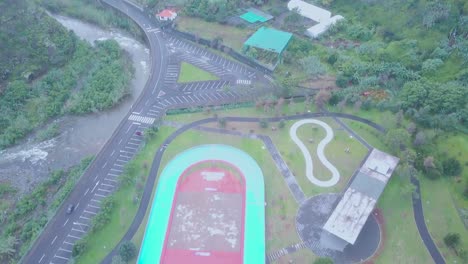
[260,135,306,204]
[289,119,340,187]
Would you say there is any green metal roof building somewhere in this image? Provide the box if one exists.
[243,26,293,55]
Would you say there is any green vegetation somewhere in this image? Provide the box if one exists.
[119,241,137,262]
[0,0,133,149]
[39,0,145,40]
[177,62,219,83]
[176,16,253,51]
[0,157,93,262]
[71,127,174,263]
[35,123,60,142]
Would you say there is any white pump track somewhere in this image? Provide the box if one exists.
[289,119,340,187]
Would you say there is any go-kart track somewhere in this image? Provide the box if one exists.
[138,145,265,264]
[289,119,340,187]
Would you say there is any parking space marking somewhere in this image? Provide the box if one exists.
[58,248,72,253]
[105,178,117,183]
[71,228,86,233]
[63,241,74,246]
[94,193,106,198]
[84,209,97,215]
[91,199,101,204]
[67,234,81,239]
[54,255,69,261]
[101,183,114,188]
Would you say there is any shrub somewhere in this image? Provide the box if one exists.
[119,241,137,262]
[72,238,88,258]
[278,119,286,129]
[443,233,460,249]
[442,158,462,177]
[314,257,334,264]
[259,119,268,129]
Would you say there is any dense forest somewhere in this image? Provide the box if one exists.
[0,0,133,149]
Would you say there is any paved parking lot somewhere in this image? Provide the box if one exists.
[166,35,256,78]
[179,80,230,92]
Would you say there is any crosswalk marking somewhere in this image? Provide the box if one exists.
[236,79,251,85]
[128,114,155,125]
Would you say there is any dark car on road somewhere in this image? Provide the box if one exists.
[66,204,75,214]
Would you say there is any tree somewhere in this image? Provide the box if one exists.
[385,128,410,154]
[413,131,427,147]
[423,1,451,28]
[218,117,227,128]
[284,8,302,30]
[315,89,332,110]
[299,56,326,79]
[444,233,460,249]
[422,58,443,74]
[442,158,462,177]
[314,257,334,264]
[119,241,137,262]
[423,156,436,171]
[0,236,17,261]
[278,119,286,128]
[72,239,87,258]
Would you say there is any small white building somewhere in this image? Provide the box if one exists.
[287,0,344,38]
[156,9,177,21]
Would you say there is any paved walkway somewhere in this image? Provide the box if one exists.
[411,175,446,264]
[289,119,340,187]
[260,135,306,203]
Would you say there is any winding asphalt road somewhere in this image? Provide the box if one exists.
[23,0,444,263]
[23,0,269,263]
[289,119,340,187]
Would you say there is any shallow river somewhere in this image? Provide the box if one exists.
[0,15,150,194]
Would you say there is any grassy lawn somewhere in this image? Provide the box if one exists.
[377,178,433,263]
[266,118,368,197]
[419,176,468,263]
[75,127,175,264]
[422,132,468,263]
[177,62,219,83]
[129,128,315,262]
[176,16,254,51]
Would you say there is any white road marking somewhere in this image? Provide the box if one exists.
[72,228,85,233]
[54,255,69,261]
[67,234,81,239]
[63,218,69,227]
[91,181,100,193]
[88,204,100,209]
[84,188,90,196]
[51,236,57,245]
[102,162,108,169]
[39,254,45,263]
[58,248,72,253]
